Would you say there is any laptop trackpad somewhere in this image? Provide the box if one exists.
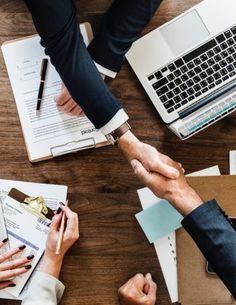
[160,10,210,57]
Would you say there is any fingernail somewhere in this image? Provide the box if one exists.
[146,273,152,280]
[131,159,138,169]
[172,169,179,178]
[19,245,26,250]
[2,238,8,243]
[56,207,62,214]
[27,255,34,260]
[25,265,32,270]
[8,283,16,287]
[59,202,65,206]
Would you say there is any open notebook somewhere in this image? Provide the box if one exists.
[1,23,108,162]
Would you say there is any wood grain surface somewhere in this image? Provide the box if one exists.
[0,0,235,305]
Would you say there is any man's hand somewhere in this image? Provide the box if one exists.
[118,130,180,179]
[131,158,203,216]
[118,273,157,305]
[55,84,84,116]
[55,74,106,116]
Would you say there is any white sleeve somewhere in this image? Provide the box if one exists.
[99,109,129,135]
[94,61,117,79]
[21,272,65,305]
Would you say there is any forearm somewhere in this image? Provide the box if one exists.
[24,0,124,130]
[181,200,236,297]
[88,0,162,72]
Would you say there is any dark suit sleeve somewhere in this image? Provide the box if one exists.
[88,0,162,72]
[182,200,236,298]
[23,0,122,129]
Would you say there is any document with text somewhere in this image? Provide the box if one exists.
[1,23,108,162]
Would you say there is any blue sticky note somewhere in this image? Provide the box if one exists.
[135,199,183,243]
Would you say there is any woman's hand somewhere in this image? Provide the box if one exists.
[0,240,33,289]
[40,205,79,278]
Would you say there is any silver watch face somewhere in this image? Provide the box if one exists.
[105,134,116,145]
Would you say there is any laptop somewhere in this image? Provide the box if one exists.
[126,0,236,139]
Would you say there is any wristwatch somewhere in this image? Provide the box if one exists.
[105,122,131,145]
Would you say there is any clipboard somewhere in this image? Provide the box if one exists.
[1,23,110,163]
[8,188,54,220]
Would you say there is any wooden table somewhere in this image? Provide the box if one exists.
[1,0,236,304]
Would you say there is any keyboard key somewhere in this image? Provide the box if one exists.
[181,74,188,82]
[194,66,202,74]
[194,57,201,65]
[200,54,208,61]
[181,100,188,105]
[183,39,217,62]
[225,30,232,38]
[167,107,174,113]
[187,88,195,95]
[174,70,181,77]
[195,92,201,97]
[208,58,215,66]
[222,75,229,81]
[173,88,181,95]
[220,68,227,76]
[161,67,168,73]
[167,73,175,81]
[187,62,194,69]
[180,66,188,73]
[201,62,208,70]
[206,68,214,75]
[180,84,187,91]
[180,92,188,99]
[174,96,181,103]
[207,50,214,57]
[216,79,223,85]
[153,77,168,90]
[231,26,236,35]
[220,42,228,50]
[200,80,208,88]
[160,95,168,103]
[200,71,207,79]
[202,87,208,93]
[216,34,226,43]
[193,75,201,83]
[167,91,174,99]
[226,56,234,64]
[228,47,235,54]
[213,63,220,72]
[209,83,216,89]
[156,85,169,96]
[188,70,195,78]
[213,46,221,54]
[207,76,214,84]
[193,84,201,92]
[221,51,228,58]
[219,60,227,68]
[188,95,195,101]
[227,64,234,72]
[215,54,222,62]
[174,78,182,86]
[168,63,176,72]
[175,58,184,68]
[164,100,174,109]
[174,103,181,109]
[213,72,221,80]
[148,75,155,81]
[187,79,194,87]
[227,38,235,46]
[168,82,175,90]
[230,71,236,77]
[155,71,162,79]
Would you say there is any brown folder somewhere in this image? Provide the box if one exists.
[177,175,236,305]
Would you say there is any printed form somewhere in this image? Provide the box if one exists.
[1,24,107,162]
[0,179,67,300]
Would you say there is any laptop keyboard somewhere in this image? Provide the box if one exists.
[147,25,236,114]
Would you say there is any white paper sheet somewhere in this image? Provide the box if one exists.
[137,165,221,303]
[0,179,67,300]
[229,151,236,174]
[1,24,107,162]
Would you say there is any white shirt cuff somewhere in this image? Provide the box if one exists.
[99,109,129,135]
[94,61,117,79]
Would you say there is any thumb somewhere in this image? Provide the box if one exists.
[145,273,157,297]
[131,159,152,184]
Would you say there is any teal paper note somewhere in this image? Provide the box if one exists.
[135,199,183,243]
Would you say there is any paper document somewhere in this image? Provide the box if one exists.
[0,179,67,300]
[229,151,236,174]
[137,165,221,303]
[1,23,107,162]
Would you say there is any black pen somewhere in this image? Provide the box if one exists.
[36,58,48,112]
